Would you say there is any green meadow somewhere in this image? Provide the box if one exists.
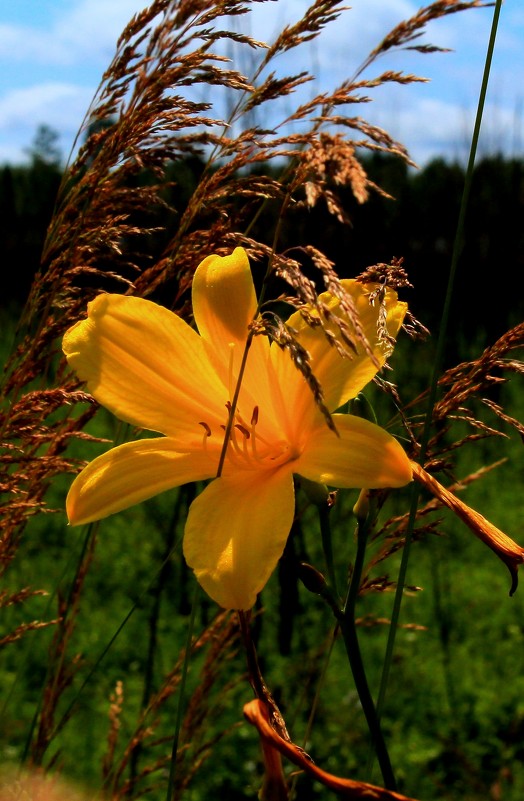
[2,315,522,799]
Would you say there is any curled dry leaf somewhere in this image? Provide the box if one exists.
[411,461,524,595]
[244,699,422,801]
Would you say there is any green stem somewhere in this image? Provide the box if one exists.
[165,580,200,801]
[344,507,371,620]
[318,503,339,600]
[317,504,397,791]
[337,614,396,790]
[238,610,266,701]
[130,502,180,786]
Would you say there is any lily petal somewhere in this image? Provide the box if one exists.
[295,414,412,489]
[67,438,219,525]
[63,294,228,437]
[271,280,407,425]
[183,467,295,610]
[192,247,285,443]
[192,247,258,367]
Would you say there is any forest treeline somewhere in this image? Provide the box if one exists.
[1,136,522,343]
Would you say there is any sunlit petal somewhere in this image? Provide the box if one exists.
[191,248,284,441]
[192,247,259,368]
[183,467,295,610]
[63,294,227,436]
[67,438,219,526]
[295,414,413,489]
[271,280,407,426]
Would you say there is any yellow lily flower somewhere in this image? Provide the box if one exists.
[63,247,412,610]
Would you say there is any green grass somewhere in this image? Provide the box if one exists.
[1,315,523,800]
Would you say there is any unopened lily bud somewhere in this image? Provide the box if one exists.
[353,488,370,522]
[350,393,376,423]
[298,562,327,595]
[299,476,330,506]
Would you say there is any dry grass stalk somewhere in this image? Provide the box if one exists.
[102,611,240,800]
[103,681,125,783]
[365,1,488,65]
[0,618,60,649]
[434,322,524,435]
[395,322,524,466]
[358,459,513,602]
[30,528,98,766]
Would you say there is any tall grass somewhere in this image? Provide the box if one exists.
[1,1,523,799]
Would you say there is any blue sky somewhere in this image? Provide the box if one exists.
[0,0,522,166]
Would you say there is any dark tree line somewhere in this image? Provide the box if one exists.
[1,137,522,344]
[275,153,524,343]
[1,126,63,309]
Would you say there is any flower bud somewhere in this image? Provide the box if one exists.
[299,476,330,506]
[298,562,327,595]
[353,488,370,522]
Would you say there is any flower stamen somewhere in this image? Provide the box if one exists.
[199,421,211,450]
[235,424,250,439]
[227,343,235,399]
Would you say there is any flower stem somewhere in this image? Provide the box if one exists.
[344,501,371,620]
[166,579,200,801]
[216,330,254,477]
[318,502,339,600]
[239,610,291,742]
[317,503,397,791]
[334,615,397,790]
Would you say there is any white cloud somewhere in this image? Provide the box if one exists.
[0,82,94,163]
[0,0,144,67]
[0,82,91,129]
[0,23,71,65]
[54,0,146,61]
[364,94,524,165]
[389,97,474,163]
[0,0,145,161]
